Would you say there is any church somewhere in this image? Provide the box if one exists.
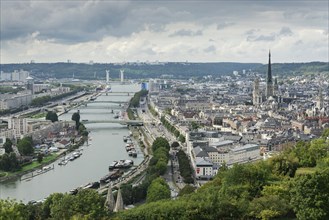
[252,51,280,108]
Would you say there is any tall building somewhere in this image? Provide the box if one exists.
[273,77,279,96]
[106,70,110,84]
[252,77,261,106]
[317,87,324,109]
[266,51,273,98]
[120,70,124,83]
[26,75,34,95]
[8,118,28,138]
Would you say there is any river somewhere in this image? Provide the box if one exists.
[0,83,143,203]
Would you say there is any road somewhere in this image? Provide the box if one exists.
[137,105,187,194]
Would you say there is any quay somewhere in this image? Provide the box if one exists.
[20,164,55,181]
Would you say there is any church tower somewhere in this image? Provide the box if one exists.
[316,87,324,109]
[253,77,260,106]
[274,77,279,96]
[266,51,273,98]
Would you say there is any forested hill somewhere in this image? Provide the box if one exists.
[0,62,328,80]
[254,62,329,77]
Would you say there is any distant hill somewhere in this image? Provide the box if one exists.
[0,62,328,80]
[255,62,329,77]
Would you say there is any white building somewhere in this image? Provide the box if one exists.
[0,71,12,81]
[192,142,260,177]
[195,157,214,178]
[0,136,6,156]
[8,118,28,138]
[228,144,260,165]
[0,93,33,110]
[0,129,16,139]
[12,70,29,82]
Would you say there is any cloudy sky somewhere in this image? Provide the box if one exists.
[1,0,328,64]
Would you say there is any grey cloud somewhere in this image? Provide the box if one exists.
[247,33,276,42]
[217,22,235,30]
[294,40,303,45]
[246,26,293,42]
[254,34,276,41]
[1,1,132,42]
[204,45,216,53]
[0,1,193,43]
[279,27,293,36]
[169,29,203,37]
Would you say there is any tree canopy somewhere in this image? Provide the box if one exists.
[71,112,80,129]
[45,111,58,122]
[17,136,34,156]
[146,177,171,203]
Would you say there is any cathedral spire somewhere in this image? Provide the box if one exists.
[267,50,272,83]
[266,50,274,98]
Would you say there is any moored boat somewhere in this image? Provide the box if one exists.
[100,169,123,183]
[109,161,118,170]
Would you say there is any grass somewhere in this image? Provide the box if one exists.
[30,112,47,119]
[0,172,8,177]
[295,167,317,175]
[14,154,58,174]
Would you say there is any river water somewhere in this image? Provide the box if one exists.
[0,83,143,203]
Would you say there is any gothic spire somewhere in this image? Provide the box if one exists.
[104,183,115,212]
[267,50,272,83]
[266,50,274,98]
[114,187,124,212]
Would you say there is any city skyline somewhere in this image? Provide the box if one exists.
[1,0,328,64]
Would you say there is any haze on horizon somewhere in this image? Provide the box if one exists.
[0,0,328,64]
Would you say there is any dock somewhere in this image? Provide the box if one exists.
[20,164,55,181]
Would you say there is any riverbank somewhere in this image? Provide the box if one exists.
[0,83,142,202]
[0,136,88,183]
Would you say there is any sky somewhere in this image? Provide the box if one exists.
[1,0,328,64]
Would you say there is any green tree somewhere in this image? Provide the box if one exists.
[146,177,170,203]
[290,169,329,220]
[248,195,290,219]
[179,135,186,143]
[45,111,58,122]
[0,153,11,171]
[8,152,20,171]
[178,185,196,197]
[72,112,80,130]
[78,123,88,136]
[171,141,179,149]
[152,137,170,152]
[322,128,329,138]
[191,121,199,130]
[270,152,299,177]
[155,159,167,175]
[0,199,25,220]
[37,153,43,163]
[17,137,34,156]
[46,190,107,220]
[3,138,13,154]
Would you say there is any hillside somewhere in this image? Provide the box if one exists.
[1,62,327,80]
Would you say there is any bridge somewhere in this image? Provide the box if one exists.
[99,92,133,96]
[24,118,143,126]
[91,100,127,104]
[79,105,125,110]
[83,119,143,126]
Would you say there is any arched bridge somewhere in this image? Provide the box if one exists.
[91,100,127,104]
[83,119,143,126]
